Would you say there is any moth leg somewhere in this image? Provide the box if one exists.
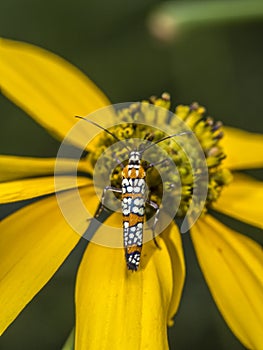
[95,186,122,218]
[146,199,161,249]
[112,152,125,169]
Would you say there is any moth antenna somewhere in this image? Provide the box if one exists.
[141,131,193,154]
[75,116,131,152]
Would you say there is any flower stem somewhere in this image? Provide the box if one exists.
[148,0,263,41]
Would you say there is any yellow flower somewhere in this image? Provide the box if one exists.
[0,39,263,350]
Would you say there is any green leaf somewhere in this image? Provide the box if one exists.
[61,328,75,350]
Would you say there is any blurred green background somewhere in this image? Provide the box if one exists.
[0,0,263,349]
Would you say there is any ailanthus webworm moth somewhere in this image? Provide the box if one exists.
[76,116,191,271]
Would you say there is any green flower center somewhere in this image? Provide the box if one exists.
[86,94,232,220]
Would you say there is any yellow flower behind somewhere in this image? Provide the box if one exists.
[0,39,263,350]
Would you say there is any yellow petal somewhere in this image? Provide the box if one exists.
[0,176,91,203]
[0,192,81,335]
[213,173,263,229]
[0,39,111,146]
[0,155,92,182]
[222,126,263,170]
[162,221,185,325]
[75,216,184,350]
[191,215,263,350]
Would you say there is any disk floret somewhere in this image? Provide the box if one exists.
[86,94,232,219]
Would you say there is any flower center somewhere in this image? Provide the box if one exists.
[86,94,232,220]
